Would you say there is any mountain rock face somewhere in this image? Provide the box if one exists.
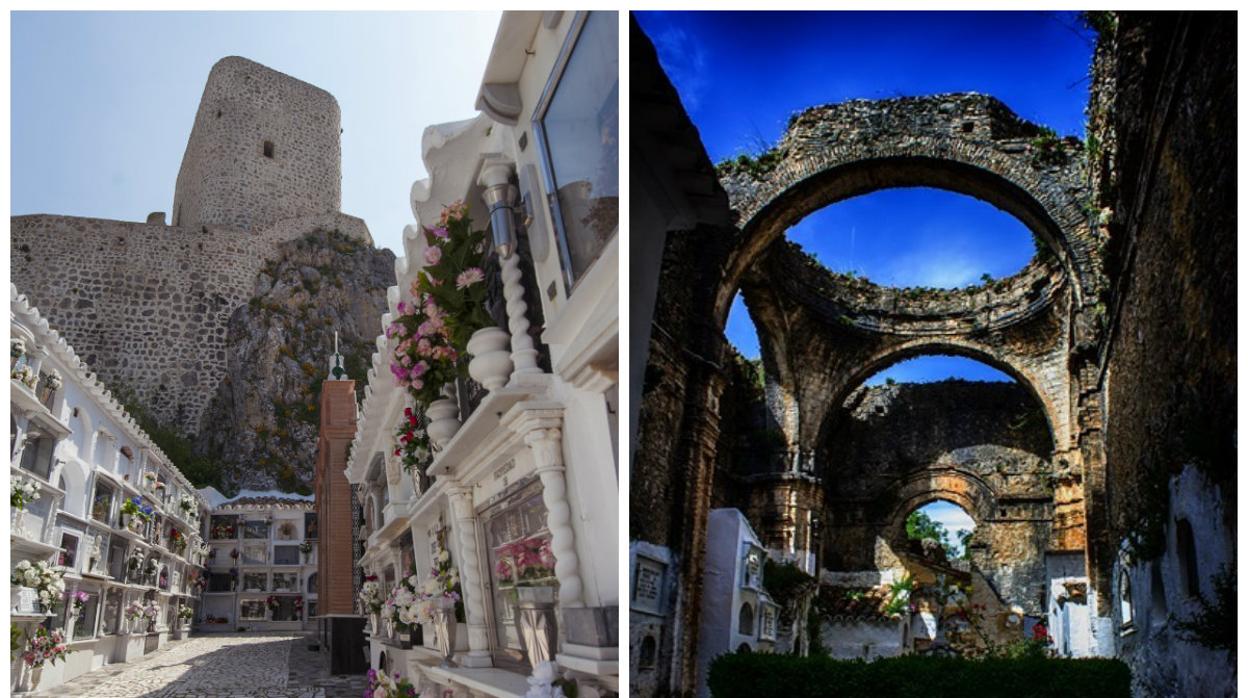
[195,229,394,494]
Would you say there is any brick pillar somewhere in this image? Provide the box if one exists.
[315,378,358,616]
[670,353,729,695]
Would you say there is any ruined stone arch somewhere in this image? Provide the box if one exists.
[822,340,1062,455]
[713,94,1098,327]
[881,470,997,545]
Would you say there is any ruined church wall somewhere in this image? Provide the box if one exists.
[818,382,1054,614]
[825,381,1052,500]
[11,210,369,433]
[1093,12,1235,696]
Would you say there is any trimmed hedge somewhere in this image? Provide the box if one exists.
[708,652,1131,698]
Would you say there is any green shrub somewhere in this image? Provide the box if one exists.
[707,652,1131,698]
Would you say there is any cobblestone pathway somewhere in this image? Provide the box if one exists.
[33,633,367,698]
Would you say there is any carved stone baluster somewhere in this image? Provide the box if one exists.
[479,159,541,378]
[447,484,491,667]
[526,427,583,608]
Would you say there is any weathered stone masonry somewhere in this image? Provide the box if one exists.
[633,12,1236,698]
[173,56,343,233]
[11,57,372,436]
[1089,13,1236,697]
[633,38,1104,697]
[11,210,368,433]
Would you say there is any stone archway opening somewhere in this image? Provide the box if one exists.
[782,186,1042,291]
[901,499,977,564]
[803,351,1062,657]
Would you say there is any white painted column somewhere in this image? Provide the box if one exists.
[525,427,584,608]
[446,483,492,667]
[478,159,541,379]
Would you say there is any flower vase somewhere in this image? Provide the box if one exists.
[369,613,379,636]
[431,599,457,668]
[516,586,558,666]
[467,327,513,391]
[17,663,42,693]
[426,398,461,449]
[11,507,28,539]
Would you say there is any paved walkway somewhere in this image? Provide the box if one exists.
[33,633,367,698]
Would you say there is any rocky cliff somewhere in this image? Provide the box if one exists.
[194,229,394,493]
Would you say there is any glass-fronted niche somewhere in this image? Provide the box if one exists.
[304,512,319,540]
[243,520,271,540]
[272,596,299,622]
[240,599,267,621]
[481,478,558,667]
[272,572,299,593]
[242,572,268,592]
[209,515,238,540]
[242,544,267,565]
[19,431,57,480]
[274,520,299,541]
[535,10,619,290]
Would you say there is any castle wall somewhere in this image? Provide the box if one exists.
[11,210,370,433]
[172,56,342,232]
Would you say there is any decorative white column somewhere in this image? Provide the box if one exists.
[525,427,584,608]
[446,484,492,667]
[478,158,541,379]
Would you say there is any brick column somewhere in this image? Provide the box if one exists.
[670,350,729,695]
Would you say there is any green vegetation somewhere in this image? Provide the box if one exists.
[1175,566,1235,654]
[708,653,1132,698]
[763,559,817,624]
[114,389,224,492]
[716,148,785,179]
[1029,126,1083,169]
[1080,11,1118,41]
[905,509,968,560]
[881,574,916,617]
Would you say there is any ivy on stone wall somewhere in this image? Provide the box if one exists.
[114,387,225,491]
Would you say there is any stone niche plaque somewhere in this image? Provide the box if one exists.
[631,555,666,616]
[760,603,778,641]
[13,587,41,615]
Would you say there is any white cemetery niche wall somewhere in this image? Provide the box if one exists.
[628,542,673,695]
[694,508,774,698]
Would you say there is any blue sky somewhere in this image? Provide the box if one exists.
[637,11,1096,382]
[918,500,976,554]
[11,12,501,256]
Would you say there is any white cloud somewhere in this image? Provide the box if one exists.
[649,23,709,113]
[885,248,986,289]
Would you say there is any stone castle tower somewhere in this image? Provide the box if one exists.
[172,56,343,232]
[11,56,373,434]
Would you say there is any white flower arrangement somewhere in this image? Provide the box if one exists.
[383,580,431,628]
[11,364,37,388]
[11,559,67,612]
[358,580,385,615]
[44,370,63,391]
[11,475,42,512]
[11,338,27,359]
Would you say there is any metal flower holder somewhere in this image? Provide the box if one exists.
[516,586,558,666]
[432,599,457,668]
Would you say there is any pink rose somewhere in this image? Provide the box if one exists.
[424,246,442,265]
